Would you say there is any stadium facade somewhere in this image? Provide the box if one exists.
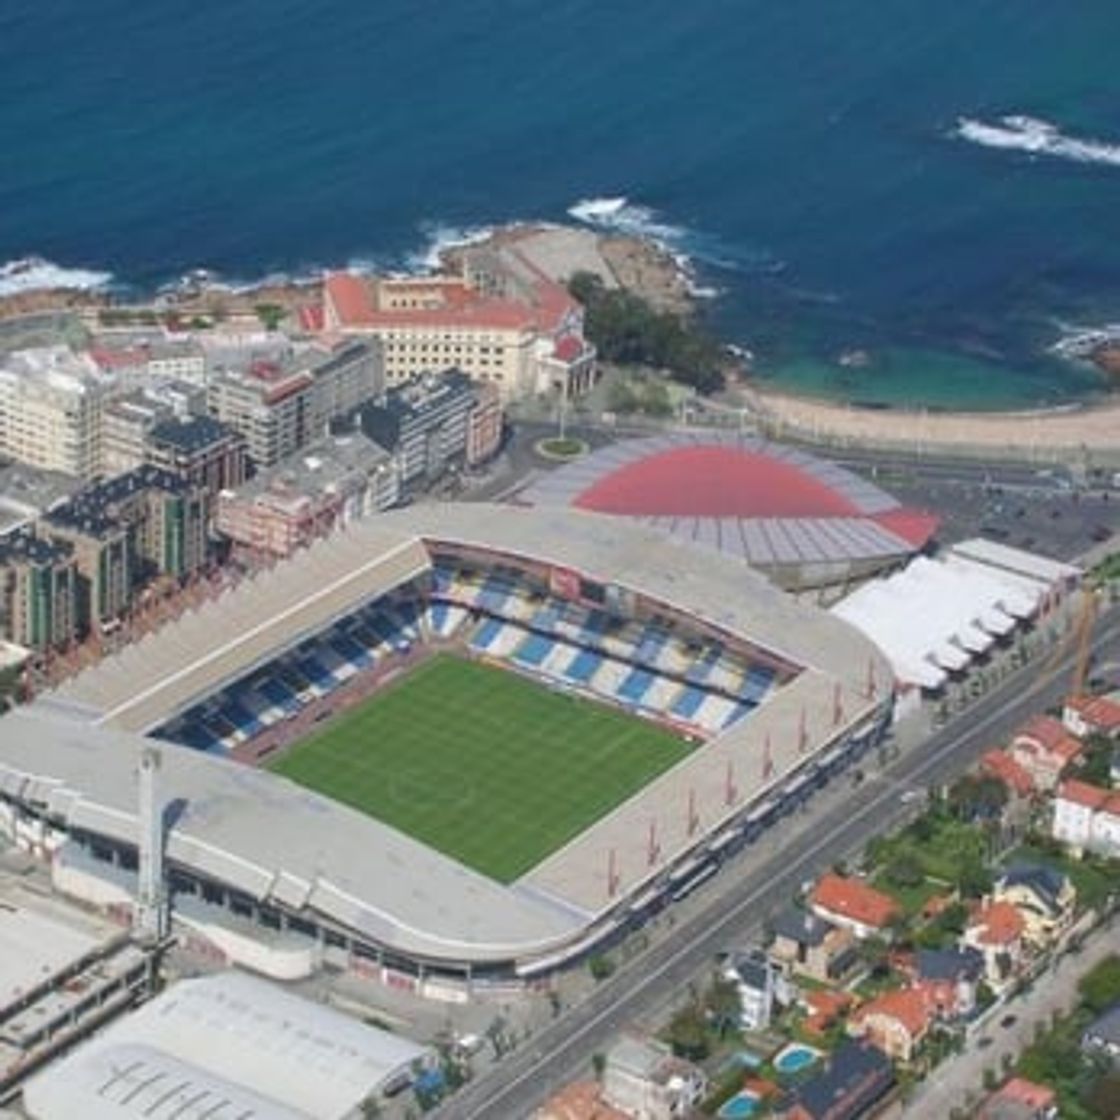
[0,505,892,995]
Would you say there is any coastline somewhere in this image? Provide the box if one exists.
[0,224,1116,458]
[743,383,1120,457]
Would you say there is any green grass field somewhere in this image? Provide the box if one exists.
[268,653,693,882]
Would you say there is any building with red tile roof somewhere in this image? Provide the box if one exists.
[1008,714,1082,791]
[810,874,901,940]
[962,900,1027,989]
[980,749,1036,799]
[1063,693,1120,740]
[320,245,596,402]
[977,1076,1058,1119]
[1052,778,1120,859]
[847,987,934,1062]
[533,1080,629,1120]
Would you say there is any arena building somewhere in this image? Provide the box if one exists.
[517,433,939,593]
[0,504,892,995]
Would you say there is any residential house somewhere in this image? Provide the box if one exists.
[1052,778,1120,859]
[601,1033,707,1120]
[809,874,901,941]
[847,987,934,1062]
[725,948,788,1031]
[1062,694,1120,742]
[992,864,1076,948]
[902,947,985,1019]
[800,990,854,1038]
[1007,715,1082,792]
[534,1081,630,1120]
[961,901,1026,990]
[778,1040,894,1120]
[1082,1003,1120,1067]
[980,749,1035,801]
[769,906,857,983]
[977,1076,1058,1120]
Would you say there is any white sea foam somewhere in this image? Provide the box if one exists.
[955,114,1120,168]
[1049,320,1120,360]
[405,221,496,273]
[0,256,113,298]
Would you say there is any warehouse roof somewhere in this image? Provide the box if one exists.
[22,971,431,1120]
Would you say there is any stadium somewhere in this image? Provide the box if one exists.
[0,504,892,993]
[518,433,939,592]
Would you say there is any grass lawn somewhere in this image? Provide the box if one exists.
[268,653,693,882]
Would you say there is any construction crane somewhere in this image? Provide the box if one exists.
[1070,588,1100,700]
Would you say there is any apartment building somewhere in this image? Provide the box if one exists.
[207,340,381,467]
[145,415,248,498]
[42,467,209,634]
[215,432,398,558]
[0,530,78,651]
[337,368,501,491]
[0,347,115,477]
[321,245,596,402]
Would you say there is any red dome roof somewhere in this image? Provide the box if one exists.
[572,445,861,518]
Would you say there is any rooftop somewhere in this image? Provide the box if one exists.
[1084,1002,1120,1046]
[1066,693,1120,733]
[147,414,240,454]
[853,986,932,1037]
[1057,778,1120,815]
[978,1076,1057,1120]
[22,970,431,1120]
[811,873,900,930]
[44,465,188,538]
[792,1039,894,1120]
[968,900,1025,946]
[520,433,937,578]
[771,906,837,948]
[1013,714,1082,762]
[980,749,1036,797]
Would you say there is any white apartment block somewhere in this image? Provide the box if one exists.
[0,347,116,478]
[1052,779,1120,859]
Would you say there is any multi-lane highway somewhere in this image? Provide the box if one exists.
[437,608,1120,1120]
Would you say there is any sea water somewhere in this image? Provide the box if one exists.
[1,0,1117,409]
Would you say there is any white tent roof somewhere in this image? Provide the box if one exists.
[831,551,1045,690]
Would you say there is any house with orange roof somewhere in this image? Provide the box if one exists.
[961,900,1026,989]
[533,1080,630,1120]
[1007,714,1082,791]
[992,864,1076,948]
[809,874,901,940]
[801,989,854,1037]
[1052,778,1120,859]
[977,1076,1058,1119]
[846,987,934,1062]
[980,749,1036,800]
[1062,693,1120,741]
[321,244,596,403]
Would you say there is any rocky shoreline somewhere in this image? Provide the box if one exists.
[0,224,691,328]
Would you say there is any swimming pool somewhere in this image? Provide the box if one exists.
[774,1043,823,1075]
[717,1090,761,1119]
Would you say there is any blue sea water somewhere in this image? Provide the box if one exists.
[1,0,1118,410]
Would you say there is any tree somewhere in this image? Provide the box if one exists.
[588,954,615,981]
[254,302,285,331]
[705,973,741,1039]
[667,1001,710,1061]
[885,854,925,889]
[591,1052,606,1080]
[947,774,1008,824]
[1078,955,1120,1015]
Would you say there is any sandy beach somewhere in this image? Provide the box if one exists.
[745,384,1120,459]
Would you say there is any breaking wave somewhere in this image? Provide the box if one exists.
[955,114,1120,168]
[0,255,114,297]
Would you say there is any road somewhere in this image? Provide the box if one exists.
[436,610,1120,1120]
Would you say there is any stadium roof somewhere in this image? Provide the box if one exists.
[10,504,890,963]
[518,433,938,579]
[22,971,430,1120]
[43,504,880,732]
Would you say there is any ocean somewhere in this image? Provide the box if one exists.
[1,0,1118,410]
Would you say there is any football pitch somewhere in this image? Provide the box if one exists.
[268,653,694,882]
